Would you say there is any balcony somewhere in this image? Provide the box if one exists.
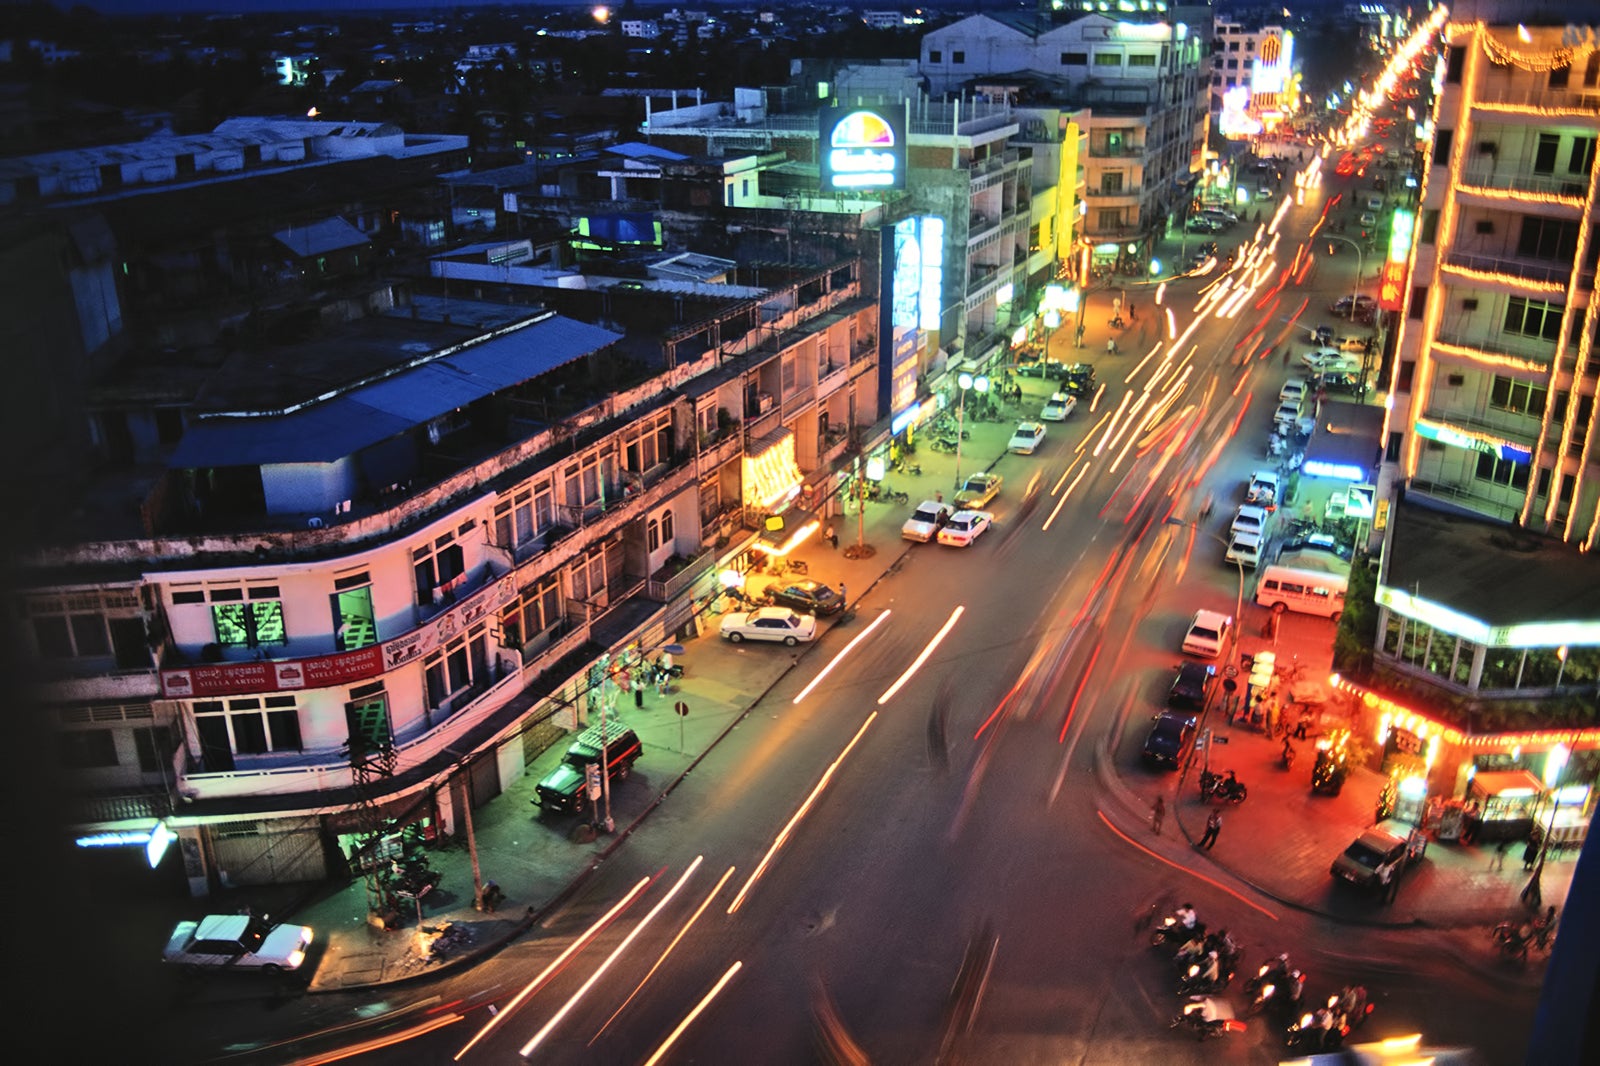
[1471,84,1600,118]
[1088,142,1145,158]
[644,548,713,603]
[817,361,849,399]
[967,215,1001,244]
[1457,165,1588,204]
[1440,251,1576,291]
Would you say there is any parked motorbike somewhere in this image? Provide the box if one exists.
[1198,769,1249,804]
[390,866,442,899]
[1170,996,1246,1041]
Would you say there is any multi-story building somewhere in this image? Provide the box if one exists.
[4,105,879,896]
[1210,16,1298,135]
[919,11,1207,274]
[1342,5,1599,873]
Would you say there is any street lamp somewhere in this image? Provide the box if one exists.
[953,372,989,489]
[1324,233,1371,393]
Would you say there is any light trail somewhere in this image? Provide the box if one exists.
[1101,392,1153,467]
[791,609,892,704]
[727,713,878,914]
[1040,461,1090,532]
[519,860,705,1058]
[453,878,652,1060]
[1122,344,1164,384]
[1058,640,1104,743]
[293,1013,465,1064]
[591,865,737,1043]
[641,961,743,1066]
[1076,409,1113,455]
[877,606,965,704]
[1092,389,1135,457]
[1165,306,1177,340]
[1089,380,1108,413]
[1096,810,1281,921]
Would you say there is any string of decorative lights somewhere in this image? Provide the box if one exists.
[1428,341,1550,376]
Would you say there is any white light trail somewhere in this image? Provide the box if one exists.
[1165,306,1177,340]
[1041,461,1091,531]
[1093,389,1135,457]
[1076,408,1112,455]
[1089,380,1108,414]
[1122,343,1164,384]
[519,859,704,1058]
[454,878,651,1060]
[877,606,964,705]
[728,713,878,914]
[792,609,892,704]
[642,962,743,1066]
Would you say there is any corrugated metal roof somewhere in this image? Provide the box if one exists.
[273,217,370,257]
[168,315,622,468]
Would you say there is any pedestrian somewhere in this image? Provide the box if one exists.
[1151,795,1166,835]
[935,489,943,504]
[1127,302,1136,322]
[1075,323,1085,348]
[1107,337,1118,355]
[1534,904,1557,949]
[1522,835,1540,872]
[479,880,505,913]
[1492,838,1509,872]
[1199,810,1222,850]
[838,582,846,607]
[633,667,645,708]
[1376,859,1399,903]
[825,523,838,550]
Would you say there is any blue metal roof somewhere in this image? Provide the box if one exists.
[168,315,622,468]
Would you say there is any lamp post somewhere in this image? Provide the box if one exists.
[1324,233,1366,327]
[952,372,988,490]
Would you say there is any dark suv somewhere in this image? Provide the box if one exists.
[1062,363,1096,397]
[532,725,643,816]
[1141,711,1198,770]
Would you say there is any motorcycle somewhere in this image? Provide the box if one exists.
[390,865,442,900]
[1198,769,1249,804]
[1177,950,1239,996]
[1285,1005,1346,1053]
[1170,996,1246,1041]
[1245,959,1305,1018]
[1149,913,1197,949]
[1492,921,1531,960]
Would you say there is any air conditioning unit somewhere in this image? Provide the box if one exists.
[756,393,775,414]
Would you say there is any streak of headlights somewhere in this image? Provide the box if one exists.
[518,859,705,1058]
[877,605,964,705]
[642,961,743,1066]
[454,878,653,1060]
[1122,343,1165,385]
[291,1012,465,1065]
[791,609,892,705]
[1092,389,1135,458]
[1165,305,1177,340]
[727,713,878,915]
[1089,380,1108,414]
[590,866,737,1044]
[1040,460,1090,532]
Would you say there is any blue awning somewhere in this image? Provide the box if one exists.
[168,315,622,468]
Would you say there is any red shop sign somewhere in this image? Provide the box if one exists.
[161,643,385,698]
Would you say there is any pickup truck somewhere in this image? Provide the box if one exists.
[954,472,1003,509]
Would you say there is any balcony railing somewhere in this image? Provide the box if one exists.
[644,548,713,603]
[1457,166,1588,201]
[1440,251,1572,288]
[1472,85,1600,115]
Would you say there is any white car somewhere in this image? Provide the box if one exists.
[163,914,314,974]
[1280,378,1308,405]
[902,499,950,542]
[1040,392,1077,422]
[937,509,993,547]
[1247,470,1280,506]
[1232,504,1270,539]
[1009,421,1047,454]
[720,606,818,646]
[1301,347,1355,373]
[1225,530,1265,569]
[1182,609,1234,659]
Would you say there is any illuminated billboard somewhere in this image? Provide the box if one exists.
[1251,32,1294,96]
[880,215,945,420]
[820,106,905,191]
[1379,208,1414,312]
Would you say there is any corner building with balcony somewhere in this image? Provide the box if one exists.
[18,263,877,895]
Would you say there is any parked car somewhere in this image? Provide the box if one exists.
[1168,661,1215,709]
[1329,294,1379,318]
[162,914,314,975]
[937,509,993,547]
[1280,378,1308,405]
[1017,358,1066,379]
[534,725,644,815]
[1040,392,1077,421]
[1301,348,1358,373]
[1187,216,1222,233]
[902,499,950,542]
[1232,504,1271,540]
[1142,710,1199,769]
[1181,609,1234,658]
[954,472,1003,509]
[1226,530,1265,569]
[765,580,843,616]
[1247,470,1281,507]
[1358,212,1378,229]
[1062,363,1097,396]
[1009,421,1047,454]
[721,606,818,645]
[1315,369,1364,395]
[1331,827,1408,889]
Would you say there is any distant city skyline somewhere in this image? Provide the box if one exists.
[71,0,628,15]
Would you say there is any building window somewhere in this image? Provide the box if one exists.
[563,450,615,511]
[500,574,563,651]
[330,572,377,652]
[344,682,391,761]
[928,49,941,63]
[133,725,174,773]
[1096,208,1121,230]
[1434,129,1452,165]
[569,544,608,603]
[1474,451,1530,489]
[1102,172,1124,194]
[1128,53,1156,67]
[194,695,302,767]
[1517,216,1579,261]
[1549,64,1570,90]
[413,530,467,606]
[60,728,118,769]
[1534,133,1560,175]
[1409,285,1427,320]
[622,412,673,475]
[1502,297,1563,342]
[423,625,489,712]
[1488,374,1547,415]
[1095,52,1121,67]
[1061,51,1086,65]
[210,586,286,649]
[492,481,554,549]
[952,50,964,64]
[1569,136,1596,176]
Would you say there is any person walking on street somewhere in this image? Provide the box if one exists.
[1107,336,1118,356]
[1492,838,1509,872]
[633,667,645,708]
[1127,302,1136,323]
[838,582,847,610]
[1151,795,1165,835]
[1281,346,1292,368]
[825,523,838,550]
[1075,323,1086,348]
[1199,810,1222,850]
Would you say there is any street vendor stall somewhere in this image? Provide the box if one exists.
[1461,770,1545,844]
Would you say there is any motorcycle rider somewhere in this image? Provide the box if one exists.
[1197,950,1222,990]
[1176,902,1198,930]
[1282,736,1296,767]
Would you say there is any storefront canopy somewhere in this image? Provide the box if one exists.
[1469,769,1546,800]
[1301,400,1385,481]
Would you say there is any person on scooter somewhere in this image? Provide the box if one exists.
[1198,950,1221,990]
[1176,902,1198,931]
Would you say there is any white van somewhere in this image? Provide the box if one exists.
[1182,609,1234,658]
[1255,563,1348,619]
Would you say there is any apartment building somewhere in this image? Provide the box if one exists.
[919,11,1207,275]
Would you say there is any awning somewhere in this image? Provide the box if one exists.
[1301,400,1384,481]
[1469,770,1546,800]
[169,315,622,468]
[753,507,819,556]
